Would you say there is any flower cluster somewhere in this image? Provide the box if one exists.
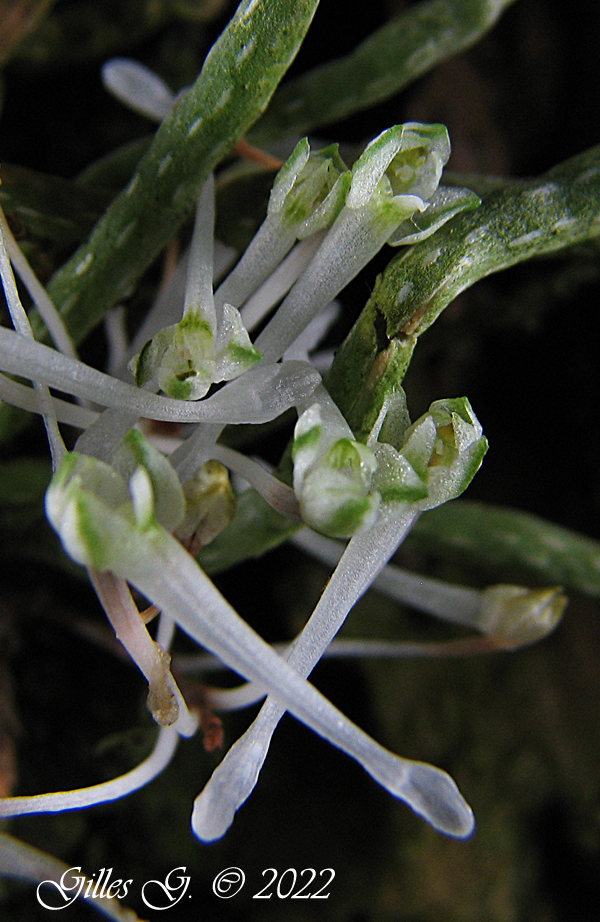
[0,68,565,854]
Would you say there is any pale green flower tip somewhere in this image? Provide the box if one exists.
[478,585,567,649]
[347,122,450,210]
[155,315,215,400]
[129,325,175,388]
[268,138,350,233]
[403,397,485,469]
[268,138,311,213]
[399,414,439,480]
[299,471,380,538]
[114,429,186,532]
[292,404,323,463]
[400,761,475,839]
[394,397,487,508]
[137,304,260,399]
[45,438,186,569]
[296,169,352,239]
[295,437,381,537]
[293,401,382,535]
[45,452,130,570]
[216,303,263,379]
[326,437,378,480]
[46,452,128,525]
[131,313,216,398]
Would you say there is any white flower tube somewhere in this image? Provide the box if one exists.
[130,177,261,400]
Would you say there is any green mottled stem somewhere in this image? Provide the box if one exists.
[327,144,600,432]
[250,0,517,145]
[41,0,320,345]
[411,500,600,599]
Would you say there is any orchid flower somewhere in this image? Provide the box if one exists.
[292,385,381,536]
[191,393,488,841]
[129,176,262,400]
[214,138,351,311]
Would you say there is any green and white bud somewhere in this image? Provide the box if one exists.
[45,430,187,572]
[292,400,380,538]
[131,307,261,401]
[477,585,566,649]
[215,139,351,311]
[394,397,488,510]
[255,123,476,363]
[269,139,351,238]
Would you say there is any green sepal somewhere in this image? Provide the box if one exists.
[216,303,263,378]
[372,443,428,504]
[292,402,380,538]
[292,421,322,461]
[45,432,187,571]
[130,303,261,401]
[269,138,351,236]
[45,452,140,572]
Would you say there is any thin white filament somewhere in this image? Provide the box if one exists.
[0,726,182,817]
[0,210,77,359]
[240,235,324,332]
[0,220,65,467]
[254,206,400,362]
[183,176,217,327]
